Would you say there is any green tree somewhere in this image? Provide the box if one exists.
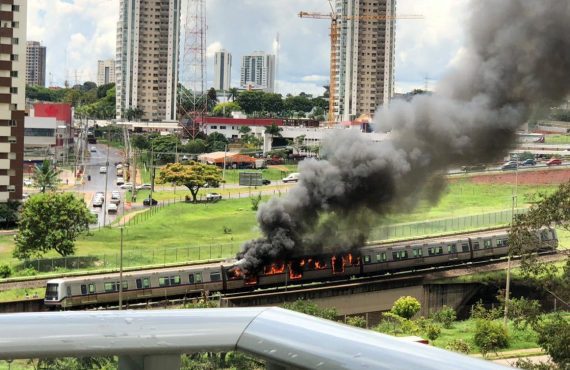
[284,94,313,113]
[236,90,264,114]
[346,316,367,328]
[281,299,338,321]
[0,200,20,229]
[212,101,242,117]
[238,126,252,135]
[183,139,207,154]
[228,87,239,102]
[473,320,509,356]
[206,132,229,152]
[151,135,181,163]
[391,296,421,319]
[14,193,95,259]
[534,314,570,369]
[131,134,151,150]
[262,93,284,113]
[157,162,223,203]
[207,87,218,111]
[264,123,282,144]
[32,160,61,193]
[430,305,457,329]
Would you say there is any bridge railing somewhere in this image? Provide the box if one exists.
[0,308,508,370]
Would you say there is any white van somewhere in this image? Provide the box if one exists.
[282,173,300,183]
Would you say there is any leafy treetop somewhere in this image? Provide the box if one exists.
[157,162,223,203]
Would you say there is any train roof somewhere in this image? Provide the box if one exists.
[46,260,238,284]
[362,228,510,250]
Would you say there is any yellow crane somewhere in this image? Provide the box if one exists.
[299,2,423,123]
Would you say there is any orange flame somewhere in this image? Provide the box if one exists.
[264,263,286,275]
[245,276,258,285]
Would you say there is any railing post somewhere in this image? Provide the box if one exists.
[119,355,181,370]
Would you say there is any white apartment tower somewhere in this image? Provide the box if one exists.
[334,0,396,122]
[116,0,181,121]
[26,41,46,87]
[97,59,115,86]
[0,0,26,201]
[213,50,231,91]
[240,52,275,93]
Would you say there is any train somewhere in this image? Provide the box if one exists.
[44,228,558,308]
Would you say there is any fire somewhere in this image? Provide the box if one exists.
[264,263,286,275]
[314,260,327,270]
[245,276,258,285]
[228,267,244,280]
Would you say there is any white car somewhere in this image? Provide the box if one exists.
[107,203,118,213]
[116,177,125,186]
[23,179,33,186]
[206,193,222,201]
[92,197,104,207]
[136,183,152,190]
[116,164,123,169]
[90,146,97,152]
[119,182,133,190]
[110,191,121,204]
[99,166,107,174]
[282,173,300,183]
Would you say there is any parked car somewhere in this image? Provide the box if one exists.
[143,198,158,206]
[99,166,107,174]
[90,147,97,152]
[501,161,518,170]
[110,192,121,204]
[282,173,300,183]
[546,158,562,166]
[95,192,104,198]
[519,159,536,166]
[116,163,123,169]
[92,197,104,207]
[116,177,125,186]
[23,179,33,186]
[206,193,222,201]
[107,203,118,213]
[116,169,124,177]
[119,182,133,190]
[136,183,152,190]
[461,164,486,172]
[262,179,271,185]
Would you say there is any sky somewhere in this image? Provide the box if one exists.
[28,0,468,96]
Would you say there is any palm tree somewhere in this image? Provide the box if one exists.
[33,160,62,193]
[228,87,239,102]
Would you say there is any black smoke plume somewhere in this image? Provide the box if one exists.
[237,0,570,274]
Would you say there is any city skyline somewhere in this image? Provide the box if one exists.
[27,0,467,96]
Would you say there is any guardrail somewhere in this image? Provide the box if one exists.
[0,308,508,370]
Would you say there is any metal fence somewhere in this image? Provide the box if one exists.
[369,208,527,241]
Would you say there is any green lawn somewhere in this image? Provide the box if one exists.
[544,134,570,144]
[0,181,563,276]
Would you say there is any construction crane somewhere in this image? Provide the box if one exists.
[299,1,423,123]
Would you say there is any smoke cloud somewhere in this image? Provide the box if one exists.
[237,0,570,273]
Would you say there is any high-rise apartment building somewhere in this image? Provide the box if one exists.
[240,52,275,93]
[0,0,26,201]
[26,41,46,87]
[97,59,115,86]
[334,0,396,121]
[213,50,231,91]
[116,0,180,121]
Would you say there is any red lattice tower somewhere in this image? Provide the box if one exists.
[179,0,207,139]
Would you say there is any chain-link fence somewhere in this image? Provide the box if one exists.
[19,242,242,273]
[369,208,527,241]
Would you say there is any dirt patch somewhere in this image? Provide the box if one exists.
[268,165,290,172]
[465,168,570,185]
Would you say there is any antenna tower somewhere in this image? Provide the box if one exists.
[179,0,207,139]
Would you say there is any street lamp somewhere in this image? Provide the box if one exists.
[504,154,518,327]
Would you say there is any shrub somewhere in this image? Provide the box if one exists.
[346,315,367,328]
[391,296,421,319]
[250,194,262,211]
[471,300,502,320]
[535,314,570,369]
[473,320,509,356]
[425,323,441,341]
[0,264,11,278]
[374,312,420,336]
[445,339,472,354]
[430,305,457,328]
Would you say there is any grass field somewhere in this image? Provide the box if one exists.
[544,134,570,144]
[0,181,563,275]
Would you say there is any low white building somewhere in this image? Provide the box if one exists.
[24,116,57,161]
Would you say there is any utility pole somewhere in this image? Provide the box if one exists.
[102,130,110,227]
[504,155,518,327]
[222,144,227,189]
[149,143,154,204]
[119,227,124,310]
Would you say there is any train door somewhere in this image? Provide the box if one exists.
[412,245,424,265]
[135,277,152,298]
[447,243,459,260]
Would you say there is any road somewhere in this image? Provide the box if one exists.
[79,144,126,227]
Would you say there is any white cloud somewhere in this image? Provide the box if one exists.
[302,75,328,82]
[206,41,224,58]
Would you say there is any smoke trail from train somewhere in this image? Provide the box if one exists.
[237,0,570,273]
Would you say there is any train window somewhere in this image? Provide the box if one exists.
[81,284,87,295]
[413,249,422,257]
[210,272,221,282]
[104,283,116,292]
[447,244,457,254]
[364,255,371,263]
[462,243,469,252]
[122,281,128,290]
[143,278,150,288]
[376,252,387,262]
[189,274,195,284]
[195,272,202,283]
[159,277,170,287]
[136,279,142,289]
[473,241,480,250]
[88,284,96,294]
[393,250,408,260]
[170,276,181,285]
[496,239,508,247]
[484,240,492,249]
[67,286,71,297]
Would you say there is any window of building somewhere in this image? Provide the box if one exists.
[9,87,17,94]
[219,126,226,130]
[8,136,16,143]
[211,125,217,129]
[10,71,17,77]
[10,54,17,61]
[7,185,15,192]
[11,38,18,45]
[12,5,20,11]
